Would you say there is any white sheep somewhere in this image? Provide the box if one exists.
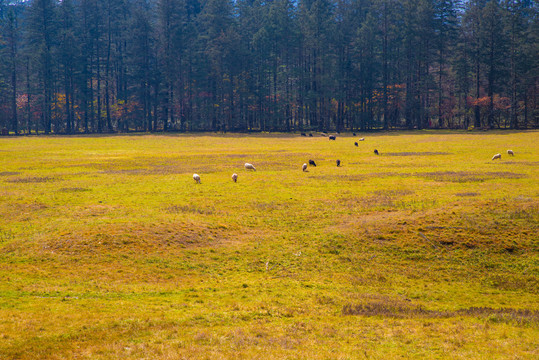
[302,163,308,172]
[232,173,238,182]
[359,137,365,141]
[492,153,501,161]
[193,173,201,183]
[245,163,256,171]
[507,150,514,156]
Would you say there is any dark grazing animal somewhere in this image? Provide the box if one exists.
[329,135,336,140]
[354,142,358,147]
[353,132,357,136]
[336,159,341,167]
[374,149,379,155]
[309,133,313,137]
[301,132,307,136]
[309,159,317,167]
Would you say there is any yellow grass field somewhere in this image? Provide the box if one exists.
[0,131,538,359]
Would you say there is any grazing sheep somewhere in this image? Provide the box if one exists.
[320,132,328,137]
[507,149,514,156]
[492,153,501,161]
[353,132,357,136]
[359,137,365,141]
[301,132,307,136]
[309,159,317,167]
[302,163,308,172]
[193,174,201,183]
[374,149,379,155]
[232,173,238,182]
[336,159,341,167]
[245,163,256,171]
[329,135,336,140]
[354,142,358,147]
[309,133,313,137]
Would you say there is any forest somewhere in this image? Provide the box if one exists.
[0,0,537,134]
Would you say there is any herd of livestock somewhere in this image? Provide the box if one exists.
[192,133,515,184]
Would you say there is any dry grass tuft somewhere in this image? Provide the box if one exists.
[342,295,449,318]
[165,204,216,215]
[455,192,480,197]
[459,307,539,326]
[57,187,91,193]
[5,176,58,183]
[0,202,49,222]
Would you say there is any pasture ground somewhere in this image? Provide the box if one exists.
[0,131,538,359]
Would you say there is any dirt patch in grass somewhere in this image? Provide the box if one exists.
[0,171,20,176]
[503,161,539,166]
[382,152,451,156]
[99,168,148,175]
[165,204,216,215]
[371,189,415,197]
[420,171,526,182]
[342,296,539,326]
[455,192,480,197]
[459,306,539,326]
[99,165,214,176]
[5,176,59,183]
[312,174,367,182]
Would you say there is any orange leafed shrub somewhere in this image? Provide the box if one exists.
[468,95,510,110]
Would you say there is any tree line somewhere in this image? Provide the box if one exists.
[0,0,537,134]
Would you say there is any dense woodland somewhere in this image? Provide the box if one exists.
[0,0,537,134]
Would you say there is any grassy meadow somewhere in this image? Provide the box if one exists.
[0,131,538,359]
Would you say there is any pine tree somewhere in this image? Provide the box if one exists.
[27,0,57,134]
[481,0,507,128]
